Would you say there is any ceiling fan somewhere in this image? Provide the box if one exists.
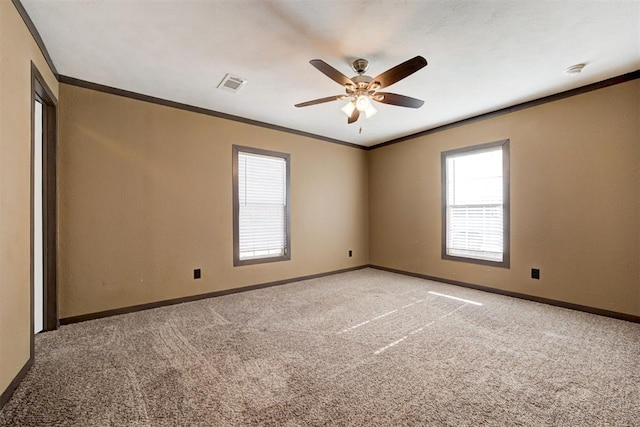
[295,56,428,124]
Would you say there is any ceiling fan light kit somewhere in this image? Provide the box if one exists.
[295,56,428,124]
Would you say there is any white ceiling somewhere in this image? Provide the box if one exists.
[22,0,640,147]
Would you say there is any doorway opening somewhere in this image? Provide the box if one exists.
[31,63,58,338]
[34,98,44,333]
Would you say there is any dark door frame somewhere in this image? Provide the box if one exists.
[30,62,58,347]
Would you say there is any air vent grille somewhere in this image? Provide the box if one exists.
[218,74,247,93]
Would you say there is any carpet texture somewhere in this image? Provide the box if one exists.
[1,268,639,426]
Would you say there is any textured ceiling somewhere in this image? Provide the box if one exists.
[21,0,640,146]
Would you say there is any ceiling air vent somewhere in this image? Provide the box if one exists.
[217,74,247,93]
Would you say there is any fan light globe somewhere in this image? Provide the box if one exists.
[341,101,356,117]
[355,95,370,111]
[364,104,377,118]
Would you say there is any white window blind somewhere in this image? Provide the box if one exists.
[445,146,504,262]
[237,151,287,260]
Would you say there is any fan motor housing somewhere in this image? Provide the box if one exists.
[352,75,372,84]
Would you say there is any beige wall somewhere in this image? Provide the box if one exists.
[56,79,640,320]
[0,1,58,396]
[58,83,369,318]
[370,80,640,316]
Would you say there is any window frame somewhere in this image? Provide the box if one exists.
[232,145,291,267]
[441,139,510,268]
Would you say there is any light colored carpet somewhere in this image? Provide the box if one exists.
[1,268,639,426]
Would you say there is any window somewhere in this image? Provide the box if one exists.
[442,139,510,268]
[233,145,290,266]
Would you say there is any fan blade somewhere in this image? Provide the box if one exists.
[295,95,343,108]
[369,56,427,89]
[348,109,360,124]
[310,59,355,86]
[374,92,424,108]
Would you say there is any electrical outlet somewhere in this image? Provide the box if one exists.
[194,268,201,279]
[531,268,540,280]
[348,250,353,257]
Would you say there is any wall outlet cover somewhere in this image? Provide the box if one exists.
[531,268,540,280]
